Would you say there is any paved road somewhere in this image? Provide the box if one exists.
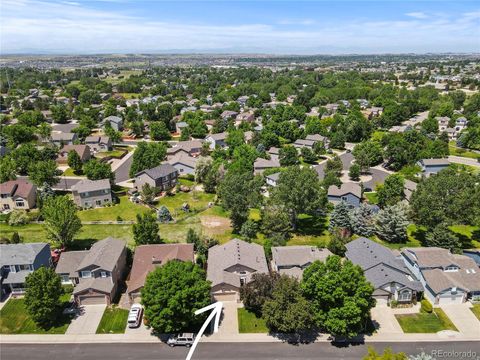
[2,342,480,360]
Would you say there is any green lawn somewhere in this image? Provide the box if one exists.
[62,168,83,176]
[449,143,480,160]
[395,308,458,333]
[96,306,129,334]
[78,196,152,222]
[237,308,268,333]
[0,298,72,334]
[155,191,215,219]
[178,177,195,186]
[364,192,379,205]
[0,223,134,247]
[95,148,128,159]
[470,304,480,321]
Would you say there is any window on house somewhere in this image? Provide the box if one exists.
[18,264,31,271]
[61,275,70,283]
[9,265,17,273]
[96,200,102,206]
[81,271,92,278]
[445,266,458,272]
[100,271,107,278]
[15,201,25,207]
[398,290,412,302]
[341,196,347,201]
[3,204,10,210]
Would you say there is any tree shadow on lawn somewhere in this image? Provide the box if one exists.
[411,227,427,246]
[456,233,475,249]
[295,216,328,237]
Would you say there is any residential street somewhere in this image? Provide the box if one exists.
[2,342,480,360]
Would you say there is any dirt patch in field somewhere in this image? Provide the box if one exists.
[200,215,231,235]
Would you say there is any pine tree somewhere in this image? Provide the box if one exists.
[375,202,410,243]
[351,203,375,237]
[329,201,353,234]
[425,224,461,252]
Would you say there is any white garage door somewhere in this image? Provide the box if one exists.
[437,293,464,305]
[213,293,237,302]
[79,295,106,305]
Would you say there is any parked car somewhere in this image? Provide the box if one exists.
[167,333,196,347]
[127,304,143,328]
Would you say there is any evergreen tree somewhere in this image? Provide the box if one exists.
[375,202,410,243]
[329,201,353,235]
[157,205,172,223]
[351,203,376,237]
[425,224,461,252]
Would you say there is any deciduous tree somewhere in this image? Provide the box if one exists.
[42,195,82,247]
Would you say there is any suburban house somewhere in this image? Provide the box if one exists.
[207,238,268,302]
[205,132,228,150]
[57,144,91,164]
[220,110,238,120]
[0,179,37,210]
[327,183,362,207]
[103,115,123,131]
[51,132,77,146]
[0,243,51,295]
[306,134,328,147]
[55,237,127,305]
[292,139,316,150]
[175,121,188,134]
[268,147,280,158]
[404,180,417,202]
[166,140,203,159]
[271,246,332,278]
[236,112,255,123]
[402,247,480,305]
[417,158,450,176]
[346,238,423,305]
[126,243,194,303]
[166,153,198,175]
[71,179,112,208]
[134,164,179,192]
[85,136,112,153]
[253,157,281,175]
[266,172,280,187]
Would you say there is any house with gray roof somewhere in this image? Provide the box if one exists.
[417,158,450,177]
[71,179,112,208]
[134,164,179,192]
[166,140,203,158]
[55,237,127,305]
[401,247,480,305]
[328,183,362,207]
[85,136,112,152]
[103,115,123,131]
[346,238,423,305]
[166,153,198,176]
[51,132,77,146]
[0,243,51,295]
[266,172,280,187]
[207,239,268,302]
[254,157,281,175]
[271,246,332,279]
[205,132,228,150]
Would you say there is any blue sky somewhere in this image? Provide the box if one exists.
[1,0,479,54]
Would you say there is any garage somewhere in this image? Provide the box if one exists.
[437,291,464,305]
[213,292,238,302]
[78,295,107,305]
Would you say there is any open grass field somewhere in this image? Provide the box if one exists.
[237,308,268,333]
[96,306,129,334]
[395,308,457,333]
[0,293,73,334]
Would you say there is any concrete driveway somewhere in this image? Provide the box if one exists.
[66,304,106,335]
[440,304,480,337]
[370,304,403,334]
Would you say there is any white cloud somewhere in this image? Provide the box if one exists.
[405,12,428,19]
[0,0,478,54]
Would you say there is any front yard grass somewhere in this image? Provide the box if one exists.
[238,308,268,333]
[0,298,73,334]
[395,308,458,333]
[470,304,480,321]
[78,196,152,222]
[96,306,129,334]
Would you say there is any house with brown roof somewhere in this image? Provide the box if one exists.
[271,246,332,279]
[55,237,127,305]
[327,183,362,207]
[253,157,281,175]
[166,153,198,176]
[402,247,480,305]
[85,136,112,153]
[57,144,91,164]
[207,239,268,302]
[126,244,194,303]
[0,180,37,210]
[166,140,203,159]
